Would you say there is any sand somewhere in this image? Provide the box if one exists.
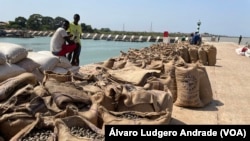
[170,42,250,124]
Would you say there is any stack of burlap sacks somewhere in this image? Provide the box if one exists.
[0,42,216,141]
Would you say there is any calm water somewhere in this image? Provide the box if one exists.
[0,37,155,66]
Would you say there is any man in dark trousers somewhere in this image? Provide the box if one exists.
[238,35,242,45]
[67,14,82,66]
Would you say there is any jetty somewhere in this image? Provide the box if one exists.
[1,29,181,42]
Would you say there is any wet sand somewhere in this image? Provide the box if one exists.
[171,42,250,124]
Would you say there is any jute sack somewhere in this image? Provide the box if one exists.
[43,70,73,84]
[188,46,199,63]
[102,58,115,69]
[197,65,213,106]
[53,103,100,128]
[197,47,208,65]
[143,76,166,91]
[91,91,116,112]
[174,64,204,108]
[112,60,126,69]
[81,84,103,95]
[108,66,161,86]
[78,102,100,127]
[0,84,36,116]
[10,114,56,141]
[163,56,186,102]
[0,112,35,140]
[55,115,104,141]
[117,84,156,112]
[26,95,52,116]
[149,89,173,113]
[98,106,172,134]
[145,60,164,72]
[53,104,79,119]
[206,45,217,66]
[178,46,190,63]
[0,72,37,102]
[43,79,92,110]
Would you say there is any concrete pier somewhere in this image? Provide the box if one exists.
[2,29,175,42]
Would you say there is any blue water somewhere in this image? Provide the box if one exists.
[0,37,155,66]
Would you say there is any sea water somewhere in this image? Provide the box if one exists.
[0,37,155,66]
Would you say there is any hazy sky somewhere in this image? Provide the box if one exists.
[1,0,250,37]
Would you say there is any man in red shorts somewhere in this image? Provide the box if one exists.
[50,20,76,56]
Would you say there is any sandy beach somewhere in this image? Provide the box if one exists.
[171,42,250,124]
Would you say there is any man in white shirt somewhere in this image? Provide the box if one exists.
[50,20,76,56]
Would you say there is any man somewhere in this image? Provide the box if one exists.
[191,32,201,45]
[50,20,76,56]
[67,14,82,66]
[238,35,242,45]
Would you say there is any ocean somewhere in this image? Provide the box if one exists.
[0,36,249,66]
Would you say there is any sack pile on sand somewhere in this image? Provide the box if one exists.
[0,42,216,141]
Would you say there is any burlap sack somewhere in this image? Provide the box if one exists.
[145,60,164,72]
[198,66,213,106]
[43,70,73,84]
[174,64,204,108]
[10,114,56,141]
[206,45,217,66]
[55,115,104,141]
[102,58,115,69]
[0,72,37,102]
[91,83,122,110]
[43,79,92,110]
[117,84,161,112]
[112,60,126,69]
[178,46,190,63]
[116,85,173,112]
[81,84,103,95]
[0,112,35,140]
[198,47,208,65]
[143,76,165,91]
[91,91,116,112]
[26,95,51,116]
[149,89,173,113]
[78,102,100,127]
[188,46,199,63]
[163,56,186,102]
[0,84,36,115]
[124,59,145,68]
[108,66,161,86]
[33,85,50,97]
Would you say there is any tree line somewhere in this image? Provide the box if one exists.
[2,14,99,33]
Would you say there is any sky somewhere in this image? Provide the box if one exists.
[1,0,250,37]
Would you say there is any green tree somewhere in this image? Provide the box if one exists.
[14,16,27,29]
[54,16,66,29]
[41,16,54,30]
[27,14,43,30]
